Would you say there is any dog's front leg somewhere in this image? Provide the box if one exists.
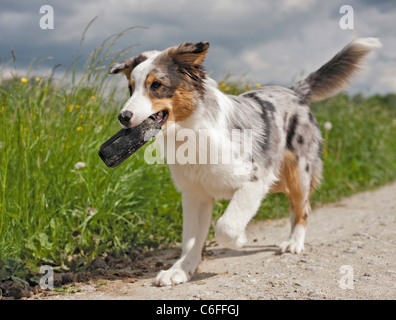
[215,179,269,249]
[155,191,213,286]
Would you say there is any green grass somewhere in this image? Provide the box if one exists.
[0,75,183,270]
[1,42,396,272]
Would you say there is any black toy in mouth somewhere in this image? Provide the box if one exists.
[151,110,169,126]
[98,117,161,168]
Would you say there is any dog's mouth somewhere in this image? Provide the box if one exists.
[150,110,169,126]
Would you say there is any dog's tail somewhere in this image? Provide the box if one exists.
[291,38,382,104]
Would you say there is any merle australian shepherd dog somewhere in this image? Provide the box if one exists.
[108,38,381,286]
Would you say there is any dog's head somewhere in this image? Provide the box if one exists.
[109,41,210,128]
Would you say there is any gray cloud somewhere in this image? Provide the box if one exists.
[0,0,395,94]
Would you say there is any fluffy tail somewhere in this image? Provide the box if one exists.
[291,38,382,104]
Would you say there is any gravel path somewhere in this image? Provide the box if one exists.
[38,181,396,300]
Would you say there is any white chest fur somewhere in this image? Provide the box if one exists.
[155,125,253,200]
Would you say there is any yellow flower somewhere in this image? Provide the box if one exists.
[255,84,261,88]
[75,105,81,109]
[77,126,83,131]
[24,128,29,132]
[21,78,28,83]
[80,115,84,119]
[69,105,74,112]
[36,136,40,140]
[91,96,96,100]
[246,85,252,91]
[220,81,225,88]
[1,106,5,111]
[44,88,48,92]
[35,77,41,82]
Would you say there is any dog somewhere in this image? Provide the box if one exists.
[108,38,381,286]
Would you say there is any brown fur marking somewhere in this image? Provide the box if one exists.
[147,86,195,124]
[170,87,195,122]
[271,150,309,227]
[167,42,209,67]
[145,73,157,87]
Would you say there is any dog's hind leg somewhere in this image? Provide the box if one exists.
[215,177,271,249]
[155,189,213,286]
[277,151,313,254]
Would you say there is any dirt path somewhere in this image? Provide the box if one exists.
[37,181,396,300]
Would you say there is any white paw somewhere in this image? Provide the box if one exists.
[279,239,305,254]
[215,218,247,249]
[155,268,190,287]
[279,224,306,254]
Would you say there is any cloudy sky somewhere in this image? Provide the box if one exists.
[1,0,395,94]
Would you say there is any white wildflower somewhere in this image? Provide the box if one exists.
[87,207,97,219]
[74,161,86,169]
[324,121,333,131]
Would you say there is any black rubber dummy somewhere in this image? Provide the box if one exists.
[98,117,161,168]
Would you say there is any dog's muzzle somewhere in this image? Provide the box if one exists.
[118,110,133,126]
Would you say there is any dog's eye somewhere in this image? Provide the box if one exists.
[128,85,133,96]
[151,81,162,90]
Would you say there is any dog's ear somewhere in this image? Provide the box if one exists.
[108,54,148,79]
[168,41,210,67]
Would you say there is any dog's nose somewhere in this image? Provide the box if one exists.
[118,110,133,126]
